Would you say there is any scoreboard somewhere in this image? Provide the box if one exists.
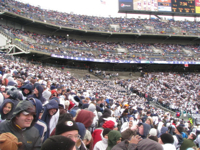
[119,0,200,15]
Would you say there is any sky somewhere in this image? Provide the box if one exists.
[18,0,200,21]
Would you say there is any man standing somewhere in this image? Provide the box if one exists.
[0,100,41,150]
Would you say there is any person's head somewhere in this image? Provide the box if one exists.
[23,88,30,95]
[175,126,183,135]
[34,87,39,95]
[129,120,133,128]
[188,132,196,141]
[145,117,153,126]
[107,130,121,149]
[41,135,76,150]
[96,99,101,104]
[55,114,79,143]
[12,101,36,129]
[121,128,136,141]
[48,108,57,116]
[138,123,151,138]
[159,133,174,144]
[57,88,62,94]
[0,132,22,150]
[102,128,112,139]
[138,123,144,135]
[3,102,12,115]
[0,86,5,92]
[82,130,92,147]
[147,111,151,116]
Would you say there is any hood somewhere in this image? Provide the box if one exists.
[28,97,43,122]
[75,109,94,128]
[41,99,59,126]
[21,84,33,96]
[11,100,36,128]
[0,99,15,120]
[35,85,44,98]
[142,123,151,138]
[107,130,121,150]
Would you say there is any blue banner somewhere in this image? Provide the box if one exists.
[51,54,200,65]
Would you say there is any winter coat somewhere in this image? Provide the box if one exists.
[0,100,41,150]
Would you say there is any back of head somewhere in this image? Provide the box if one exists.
[0,132,22,150]
[121,128,136,141]
[160,133,174,144]
[75,109,94,128]
[107,130,121,148]
[41,135,75,150]
[137,138,163,150]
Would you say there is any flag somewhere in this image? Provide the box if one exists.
[100,0,106,5]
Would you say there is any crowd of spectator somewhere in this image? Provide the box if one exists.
[0,55,200,150]
[1,24,200,62]
[0,0,200,35]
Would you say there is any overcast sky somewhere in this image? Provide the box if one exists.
[18,0,200,21]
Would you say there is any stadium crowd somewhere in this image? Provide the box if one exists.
[0,55,199,150]
[0,0,200,35]
[0,24,199,62]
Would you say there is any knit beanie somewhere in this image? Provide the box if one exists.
[88,103,96,112]
[149,128,157,136]
[42,90,51,101]
[0,132,22,150]
[55,114,79,135]
[160,133,174,144]
[102,120,115,130]
[41,135,75,150]
[121,128,136,140]
[103,128,112,137]
[83,130,92,141]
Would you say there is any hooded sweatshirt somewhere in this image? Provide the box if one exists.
[138,123,151,139]
[0,99,15,121]
[106,130,121,150]
[93,131,108,150]
[29,98,48,143]
[75,109,94,129]
[41,99,58,140]
[28,85,46,104]
[0,100,41,150]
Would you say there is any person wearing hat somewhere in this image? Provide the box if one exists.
[55,114,83,149]
[180,132,197,150]
[0,132,22,150]
[158,133,176,150]
[0,100,42,150]
[41,135,76,150]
